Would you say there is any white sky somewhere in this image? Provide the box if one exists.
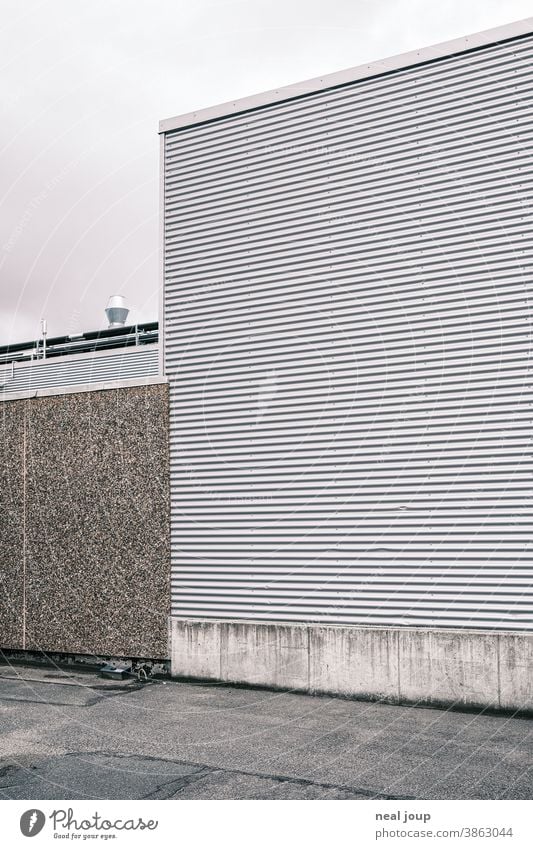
[0,0,532,344]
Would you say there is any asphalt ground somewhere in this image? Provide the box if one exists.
[0,664,531,800]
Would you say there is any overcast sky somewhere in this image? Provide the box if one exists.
[1,0,532,344]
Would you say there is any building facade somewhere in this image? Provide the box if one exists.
[0,20,531,709]
[161,19,533,710]
[0,323,170,662]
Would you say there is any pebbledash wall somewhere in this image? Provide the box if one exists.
[161,19,533,710]
[0,372,170,660]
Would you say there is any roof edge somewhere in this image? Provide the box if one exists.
[0,375,168,404]
[159,16,533,134]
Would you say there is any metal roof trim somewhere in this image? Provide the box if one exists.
[5,340,159,370]
[0,374,168,403]
[159,17,533,134]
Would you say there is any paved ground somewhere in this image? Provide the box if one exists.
[0,664,531,800]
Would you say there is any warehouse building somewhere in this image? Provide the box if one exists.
[1,18,531,711]
[160,18,533,710]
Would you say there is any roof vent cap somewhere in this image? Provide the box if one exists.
[105,295,129,328]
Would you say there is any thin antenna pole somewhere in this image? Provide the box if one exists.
[40,319,47,360]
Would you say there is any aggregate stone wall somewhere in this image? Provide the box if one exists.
[0,382,170,659]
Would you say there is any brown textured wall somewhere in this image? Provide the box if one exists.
[0,382,170,659]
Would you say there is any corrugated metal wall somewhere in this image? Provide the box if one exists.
[163,33,533,630]
[0,345,159,397]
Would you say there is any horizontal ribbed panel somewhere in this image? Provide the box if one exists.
[0,345,159,396]
[163,32,533,630]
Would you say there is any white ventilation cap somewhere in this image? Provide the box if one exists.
[105,295,129,328]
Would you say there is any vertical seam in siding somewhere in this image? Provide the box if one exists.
[22,400,27,650]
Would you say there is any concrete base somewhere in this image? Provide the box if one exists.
[170,619,533,713]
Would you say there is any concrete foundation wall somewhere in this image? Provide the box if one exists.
[170,619,532,712]
[0,381,170,659]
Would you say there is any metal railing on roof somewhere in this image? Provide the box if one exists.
[0,321,158,367]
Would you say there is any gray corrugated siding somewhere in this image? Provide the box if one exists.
[0,345,159,397]
[163,34,533,630]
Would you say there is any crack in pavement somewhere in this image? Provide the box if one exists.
[173,764,409,800]
[142,767,215,799]
[57,751,411,800]
[0,750,407,799]
[0,697,84,707]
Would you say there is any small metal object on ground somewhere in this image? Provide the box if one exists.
[99,664,131,680]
